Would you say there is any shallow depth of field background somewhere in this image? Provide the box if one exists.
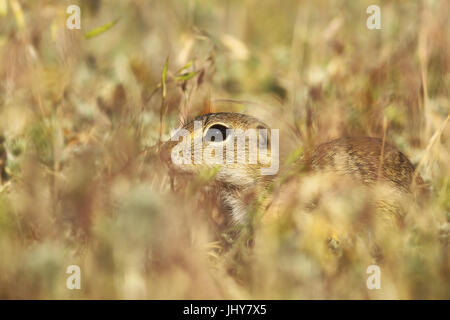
[0,0,449,299]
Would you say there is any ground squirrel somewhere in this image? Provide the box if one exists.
[160,112,425,226]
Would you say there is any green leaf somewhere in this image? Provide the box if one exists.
[84,18,120,39]
[195,166,220,184]
[175,71,199,82]
[284,147,303,165]
[161,57,169,99]
[176,59,194,74]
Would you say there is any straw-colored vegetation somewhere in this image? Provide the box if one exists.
[0,0,448,299]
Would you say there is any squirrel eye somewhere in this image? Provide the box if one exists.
[204,124,229,142]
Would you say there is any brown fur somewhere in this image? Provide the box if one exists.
[310,137,424,193]
[161,113,426,225]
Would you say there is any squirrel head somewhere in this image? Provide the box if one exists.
[160,112,279,224]
[161,112,279,187]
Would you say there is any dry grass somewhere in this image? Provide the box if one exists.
[0,0,449,299]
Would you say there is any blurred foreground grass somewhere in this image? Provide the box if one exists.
[0,0,449,299]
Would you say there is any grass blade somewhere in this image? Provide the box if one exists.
[84,18,120,39]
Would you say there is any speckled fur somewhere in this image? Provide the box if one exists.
[161,113,425,225]
[310,137,424,193]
